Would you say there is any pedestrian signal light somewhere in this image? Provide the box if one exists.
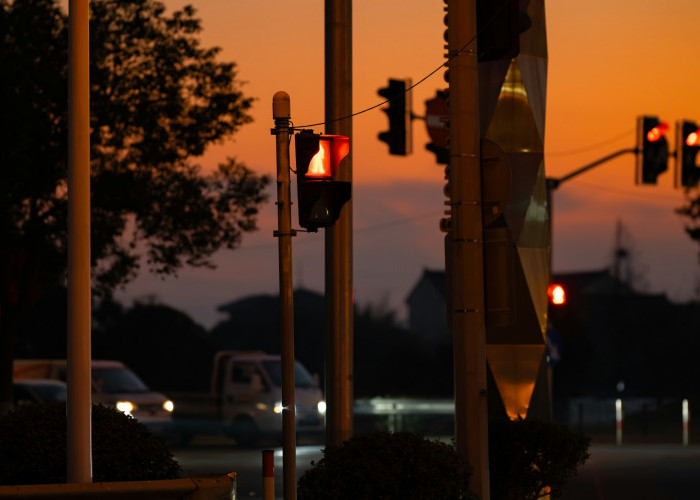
[294,131,351,231]
[636,116,669,185]
[676,120,700,188]
[547,284,566,306]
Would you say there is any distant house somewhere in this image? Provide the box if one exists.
[405,267,700,399]
[406,268,641,345]
[211,288,326,381]
[405,269,450,344]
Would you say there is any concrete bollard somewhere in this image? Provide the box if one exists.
[683,399,690,446]
[615,399,623,445]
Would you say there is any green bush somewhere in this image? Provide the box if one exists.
[488,418,590,500]
[0,403,181,485]
[297,430,475,500]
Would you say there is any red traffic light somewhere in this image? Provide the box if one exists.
[636,116,669,185]
[677,120,700,188]
[646,122,669,142]
[547,284,566,305]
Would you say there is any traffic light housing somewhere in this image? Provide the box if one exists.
[636,116,669,185]
[377,79,412,155]
[676,120,700,188]
[294,131,351,231]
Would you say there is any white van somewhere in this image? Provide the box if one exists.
[172,351,325,445]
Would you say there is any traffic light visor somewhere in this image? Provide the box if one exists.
[326,135,350,177]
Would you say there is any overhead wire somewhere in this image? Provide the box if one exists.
[557,180,682,204]
[546,129,636,157]
[294,0,510,130]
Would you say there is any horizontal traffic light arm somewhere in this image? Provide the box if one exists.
[545,147,638,190]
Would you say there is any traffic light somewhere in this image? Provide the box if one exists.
[547,284,566,306]
[377,79,412,155]
[676,120,700,188]
[636,116,669,185]
[294,131,351,232]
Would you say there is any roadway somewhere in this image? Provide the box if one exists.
[559,444,700,499]
[174,437,323,499]
[175,440,700,499]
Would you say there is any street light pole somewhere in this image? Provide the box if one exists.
[447,0,490,497]
[324,0,353,447]
[67,0,92,484]
[272,91,297,500]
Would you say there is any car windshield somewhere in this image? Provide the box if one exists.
[92,367,149,394]
[24,383,67,403]
[263,360,317,389]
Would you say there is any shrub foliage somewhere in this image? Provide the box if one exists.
[297,431,475,500]
[0,403,181,485]
[489,418,590,500]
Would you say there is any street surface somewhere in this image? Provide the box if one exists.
[560,444,700,499]
[174,437,323,499]
[175,439,700,499]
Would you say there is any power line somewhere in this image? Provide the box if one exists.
[546,129,635,157]
[294,1,510,129]
[235,209,444,252]
[558,180,682,204]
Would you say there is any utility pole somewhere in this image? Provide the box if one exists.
[272,91,297,500]
[67,0,92,484]
[446,0,490,497]
[324,0,353,447]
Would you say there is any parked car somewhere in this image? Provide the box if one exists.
[13,379,67,406]
[13,359,174,439]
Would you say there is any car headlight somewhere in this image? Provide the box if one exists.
[317,401,327,415]
[163,400,174,412]
[116,401,134,415]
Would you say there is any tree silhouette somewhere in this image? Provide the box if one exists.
[0,0,269,413]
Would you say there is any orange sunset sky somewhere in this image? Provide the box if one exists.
[108,0,700,327]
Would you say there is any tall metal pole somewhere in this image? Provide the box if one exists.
[324,0,353,447]
[447,0,490,497]
[272,91,297,499]
[67,0,92,484]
